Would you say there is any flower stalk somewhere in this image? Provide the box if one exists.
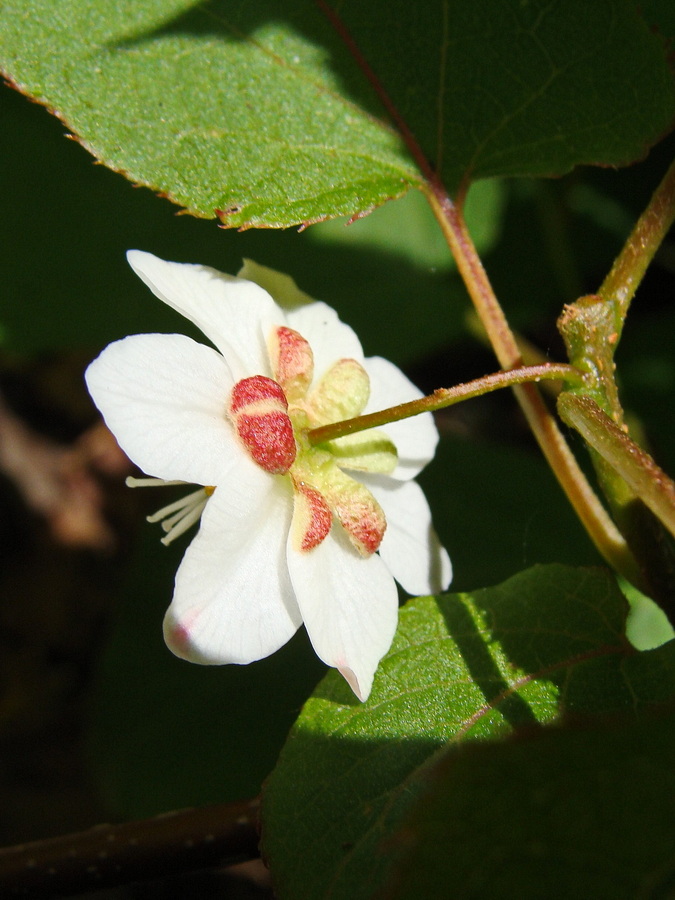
[307,363,580,445]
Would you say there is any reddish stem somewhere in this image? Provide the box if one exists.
[315,1,636,581]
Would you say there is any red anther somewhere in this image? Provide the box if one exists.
[230,375,288,414]
[270,326,313,400]
[235,411,296,474]
[229,376,296,474]
[344,510,385,555]
[292,479,333,551]
[334,498,386,556]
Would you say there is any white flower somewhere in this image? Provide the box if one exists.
[85,251,451,700]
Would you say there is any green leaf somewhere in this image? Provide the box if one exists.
[0,0,419,228]
[308,180,506,270]
[641,0,675,42]
[0,81,460,361]
[261,564,675,899]
[385,712,675,899]
[336,0,675,192]
[622,578,675,650]
[1,1,672,227]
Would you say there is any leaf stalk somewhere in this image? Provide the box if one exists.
[423,186,637,583]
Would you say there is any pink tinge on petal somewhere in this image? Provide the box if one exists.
[168,622,191,654]
[269,326,314,402]
[338,665,365,701]
[164,610,199,660]
[229,375,296,474]
[291,478,333,551]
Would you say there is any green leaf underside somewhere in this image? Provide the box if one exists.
[261,564,675,900]
[308,179,507,269]
[1,1,673,227]
[386,713,675,899]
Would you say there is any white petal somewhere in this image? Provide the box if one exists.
[86,333,238,485]
[364,476,452,595]
[164,469,302,664]
[127,250,285,380]
[362,356,439,480]
[287,525,398,701]
[286,301,364,382]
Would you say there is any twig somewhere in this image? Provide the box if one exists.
[0,799,260,898]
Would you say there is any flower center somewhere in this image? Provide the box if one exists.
[228,325,399,557]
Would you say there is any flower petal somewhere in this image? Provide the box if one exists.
[164,469,302,664]
[127,250,285,380]
[362,356,439,480]
[364,476,452,595]
[286,301,364,382]
[85,333,238,485]
[287,526,398,701]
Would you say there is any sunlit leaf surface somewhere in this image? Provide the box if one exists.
[262,564,675,898]
[1,1,672,226]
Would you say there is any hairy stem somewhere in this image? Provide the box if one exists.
[558,392,675,611]
[423,187,638,583]
[599,155,675,327]
[308,363,579,444]
[556,157,675,601]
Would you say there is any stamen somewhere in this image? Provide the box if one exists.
[306,358,370,425]
[268,326,314,402]
[127,482,213,546]
[160,496,209,546]
[318,466,387,556]
[126,476,186,488]
[146,487,208,524]
[145,487,211,546]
